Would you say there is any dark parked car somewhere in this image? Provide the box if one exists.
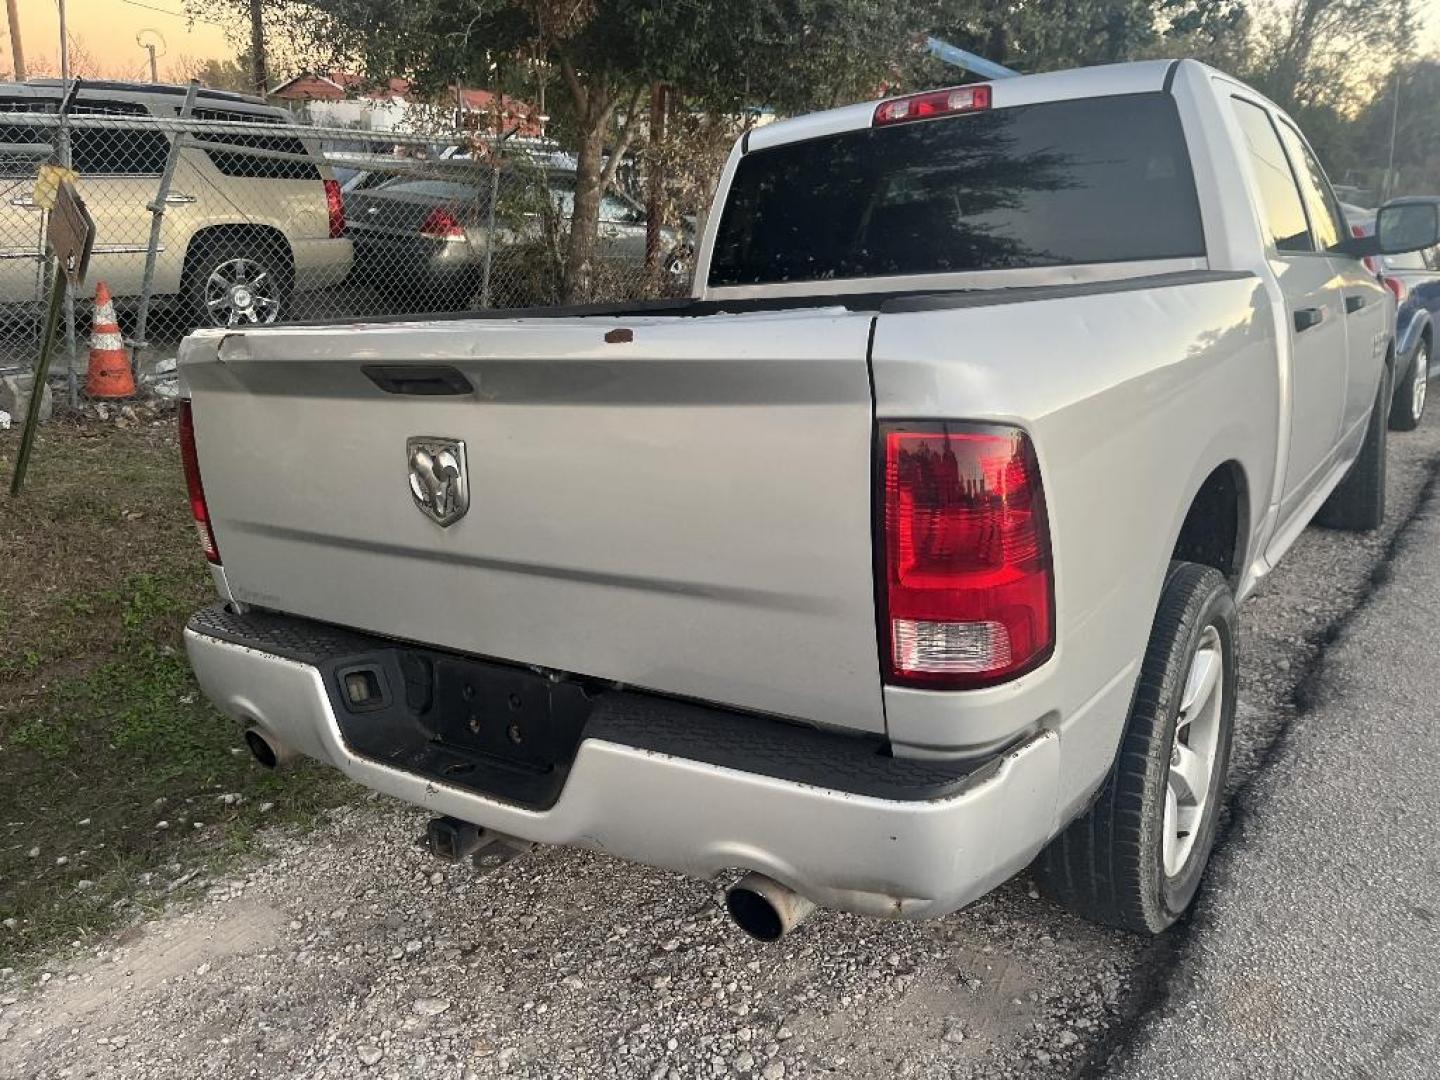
[1380,243,1440,430]
[344,168,688,311]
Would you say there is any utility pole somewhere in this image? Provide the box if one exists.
[137,30,164,84]
[58,0,69,84]
[1383,67,1402,202]
[4,0,24,81]
[248,0,268,96]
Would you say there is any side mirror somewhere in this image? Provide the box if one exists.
[1378,199,1440,255]
[1341,197,1440,258]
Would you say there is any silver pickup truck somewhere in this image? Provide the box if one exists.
[179,59,1440,941]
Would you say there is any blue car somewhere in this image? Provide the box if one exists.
[1383,244,1440,430]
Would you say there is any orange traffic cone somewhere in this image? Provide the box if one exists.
[86,282,135,399]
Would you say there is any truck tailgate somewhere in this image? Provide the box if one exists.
[180,310,885,733]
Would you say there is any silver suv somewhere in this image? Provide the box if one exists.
[0,80,352,326]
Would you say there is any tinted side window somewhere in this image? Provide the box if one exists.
[1229,98,1312,253]
[0,102,54,177]
[1277,122,1343,251]
[709,93,1205,286]
[70,126,169,175]
[192,107,320,181]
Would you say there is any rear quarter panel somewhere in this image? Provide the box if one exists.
[161,146,335,293]
[871,273,1277,817]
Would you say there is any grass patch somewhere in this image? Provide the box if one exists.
[0,421,355,967]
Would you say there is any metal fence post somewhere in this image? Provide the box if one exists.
[57,89,77,407]
[479,127,519,310]
[131,80,199,367]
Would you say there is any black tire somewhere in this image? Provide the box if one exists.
[1389,340,1429,432]
[1033,562,1237,934]
[1315,365,1390,531]
[183,232,293,330]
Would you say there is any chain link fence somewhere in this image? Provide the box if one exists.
[0,104,695,404]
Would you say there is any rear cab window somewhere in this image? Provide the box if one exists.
[708,92,1205,288]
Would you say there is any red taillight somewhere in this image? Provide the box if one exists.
[1353,224,1380,275]
[178,400,220,565]
[1382,274,1408,303]
[324,178,345,239]
[874,84,991,127]
[419,207,465,240]
[880,423,1053,689]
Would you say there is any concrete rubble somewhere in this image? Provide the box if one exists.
[0,373,54,426]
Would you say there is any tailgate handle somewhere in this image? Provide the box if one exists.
[362,365,473,396]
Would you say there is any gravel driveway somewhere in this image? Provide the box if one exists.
[3,419,1438,1080]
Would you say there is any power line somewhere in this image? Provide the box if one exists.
[118,0,224,26]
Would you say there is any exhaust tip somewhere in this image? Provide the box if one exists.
[726,885,786,942]
[244,726,290,769]
[725,873,816,942]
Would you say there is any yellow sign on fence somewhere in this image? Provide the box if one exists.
[32,163,79,211]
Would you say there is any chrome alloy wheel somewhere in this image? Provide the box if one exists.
[1163,624,1225,877]
[204,256,281,326]
[1412,343,1430,424]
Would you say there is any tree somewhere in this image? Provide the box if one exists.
[283,0,918,301]
[1347,58,1440,197]
[918,0,1246,76]
[1242,0,1415,116]
[170,51,259,94]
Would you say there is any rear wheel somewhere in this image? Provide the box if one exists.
[1316,364,1390,531]
[1389,340,1430,431]
[1034,562,1237,934]
[184,234,292,329]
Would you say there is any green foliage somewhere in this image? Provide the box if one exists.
[1241,0,1413,116]
[0,568,355,967]
[916,0,1245,76]
[188,0,1436,274]
[173,51,261,94]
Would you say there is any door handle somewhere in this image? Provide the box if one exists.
[1293,307,1325,332]
[8,194,39,210]
[1345,295,1367,314]
[146,192,197,211]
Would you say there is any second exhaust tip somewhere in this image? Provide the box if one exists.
[725,872,816,942]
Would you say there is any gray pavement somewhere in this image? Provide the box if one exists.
[1111,481,1440,1078]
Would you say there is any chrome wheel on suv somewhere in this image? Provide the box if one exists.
[204,256,282,326]
[185,236,292,331]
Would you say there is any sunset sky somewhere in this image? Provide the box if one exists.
[11,0,236,81]
[4,0,1440,85]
